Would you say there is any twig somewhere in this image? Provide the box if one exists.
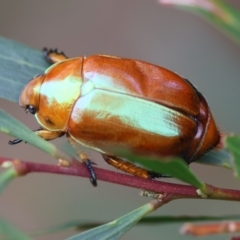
[1,157,240,201]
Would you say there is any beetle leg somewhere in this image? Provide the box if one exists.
[35,130,70,167]
[8,129,64,145]
[67,137,97,187]
[43,48,68,64]
[79,153,97,187]
[102,154,171,179]
[102,154,149,178]
[8,138,23,145]
[35,129,65,140]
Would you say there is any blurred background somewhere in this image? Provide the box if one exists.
[0,0,240,239]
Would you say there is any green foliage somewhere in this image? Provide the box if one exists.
[67,203,153,240]
[114,150,204,189]
[0,167,18,194]
[0,109,57,157]
[197,148,234,169]
[29,214,240,234]
[0,36,48,102]
[168,0,240,45]
[226,135,240,178]
[0,217,31,240]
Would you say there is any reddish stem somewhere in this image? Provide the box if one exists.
[1,157,240,201]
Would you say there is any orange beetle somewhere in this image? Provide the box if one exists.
[10,49,220,186]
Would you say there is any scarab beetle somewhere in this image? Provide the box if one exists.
[10,48,220,186]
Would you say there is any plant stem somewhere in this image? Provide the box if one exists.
[1,157,240,201]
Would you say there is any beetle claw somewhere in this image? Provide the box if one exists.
[90,177,97,187]
[148,171,172,179]
[8,138,23,145]
[43,48,68,64]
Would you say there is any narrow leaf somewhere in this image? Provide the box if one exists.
[225,135,240,178]
[0,168,18,194]
[0,216,32,240]
[160,0,240,44]
[30,215,240,237]
[196,148,234,169]
[140,215,240,224]
[0,109,66,160]
[0,36,49,102]
[115,150,204,189]
[67,203,153,240]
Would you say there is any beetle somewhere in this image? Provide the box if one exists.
[9,48,220,186]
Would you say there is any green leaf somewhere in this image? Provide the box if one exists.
[67,203,153,240]
[0,109,66,160]
[0,168,18,194]
[225,135,240,178]
[140,215,240,224]
[135,157,203,189]
[115,151,204,189]
[0,216,32,240]
[31,215,240,237]
[59,141,81,161]
[196,148,234,169]
[161,0,240,45]
[0,36,48,102]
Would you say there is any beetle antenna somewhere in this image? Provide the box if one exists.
[8,138,23,145]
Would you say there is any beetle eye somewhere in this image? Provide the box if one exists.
[26,105,36,114]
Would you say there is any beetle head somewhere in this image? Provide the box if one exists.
[19,74,45,114]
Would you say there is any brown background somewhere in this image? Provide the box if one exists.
[0,1,240,239]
